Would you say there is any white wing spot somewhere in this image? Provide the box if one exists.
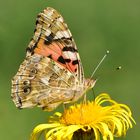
[63,30,71,38]
[47,10,54,17]
[45,29,51,36]
[58,17,64,22]
[54,65,60,72]
[41,77,49,85]
[54,30,71,39]
[63,51,77,60]
[56,31,64,39]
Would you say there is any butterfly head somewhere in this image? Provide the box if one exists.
[84,78,96,91]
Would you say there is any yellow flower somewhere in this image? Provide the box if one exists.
[30,93,135,140]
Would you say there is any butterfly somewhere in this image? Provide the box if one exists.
[11,7,96,111]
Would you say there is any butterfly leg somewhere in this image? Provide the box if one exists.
[63,103,68,111]
[92,88,96,99]
[83,94,87,103]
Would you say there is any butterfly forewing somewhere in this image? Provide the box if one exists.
[26,7,84,84]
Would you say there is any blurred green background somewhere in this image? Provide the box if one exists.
[0,0,139,139]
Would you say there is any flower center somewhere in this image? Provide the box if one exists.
[60,102,103,125]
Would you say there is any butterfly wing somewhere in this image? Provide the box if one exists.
[26,7,84,84]
[11,54,83,111]
[12,7,86,111]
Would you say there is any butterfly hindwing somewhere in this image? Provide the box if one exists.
[11,54,82,111]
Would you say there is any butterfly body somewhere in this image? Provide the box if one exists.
[11,7,96,111]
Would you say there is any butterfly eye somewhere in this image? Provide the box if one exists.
[23,86,31,95]
[23,80,30,85]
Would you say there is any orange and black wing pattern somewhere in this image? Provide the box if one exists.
[26,7,84,83]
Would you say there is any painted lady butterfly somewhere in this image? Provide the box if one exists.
[11,7,96,111]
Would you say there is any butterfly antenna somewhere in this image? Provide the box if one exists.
[90,50,109,79]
